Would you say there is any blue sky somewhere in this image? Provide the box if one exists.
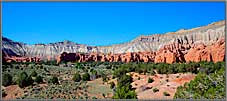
[3,2,225,46]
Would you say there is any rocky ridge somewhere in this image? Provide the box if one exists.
[2,20,225,63]
[57,38,225,64]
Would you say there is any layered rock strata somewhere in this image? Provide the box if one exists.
[2,20,225,63]
[57,38,225,64]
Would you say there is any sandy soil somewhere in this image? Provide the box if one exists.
[2,85,24,100]
[129,72,196,99]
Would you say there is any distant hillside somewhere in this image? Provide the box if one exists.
[2,20,225,60]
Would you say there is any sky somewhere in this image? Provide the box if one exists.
[2,2,225,46]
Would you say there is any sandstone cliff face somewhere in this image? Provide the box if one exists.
[56,52,156,63]
[56,38,225,64]
[154,42,188,64]
[2,20,225,63]
[4,56,41,63]
[184,38,225,63]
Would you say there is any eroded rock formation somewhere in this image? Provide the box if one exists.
[56,38,225,64]
[4,56,41,63]
[2,20,225,64]
[56,52,156,63]
[184,38,225,63]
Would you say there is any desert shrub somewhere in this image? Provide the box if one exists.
[72,72,81,82]
[26,75,34,85]
[12,76,18,85]
[176,63,187,73]
[163,92,170,96]
[17,72,33,88]
[117,75,133,88]
[102,74,108,82]
[90,68,94,72]
[174,62,225,99]
[92,96,97,99]
[2,73,12,87]
[112,76,115,79]
[148,78,154,83]
[91,69,97,75]
[2,89,7,97]
[50,76,59,84]
[37,65,43,69]
[113,66,128,78]
[35,75,43,83]
[150,70,156,75]
[82,72,90,81]
[79,96,83,99]
[113,85,137,99]
[113,74,137,99]
[31,71,37,77]
[135,66,143,74]
[153,88,159,93]
[106,65,112,69]
[83,69,88,72]
[90,69,98,80]
[156,63,169,74]
[110,81,115,89]
[102,93,105,98]
[15,65,20,69]
[17,72,27,87]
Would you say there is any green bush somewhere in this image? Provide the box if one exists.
[148,78,154,83]
[113,85,137,99]
[163,92,170,96]
[150,70,156,75]
[153,88,159,93]
[50,76,59,84]
[2,89,7,97]
[174,62,225,99]
[26,75,34,85]
[31,71,38,77]
[91,69,97,76]
[35,75,43,83]
[72,72,81,82]
[17,72,27,88]
[117,75,133,88]
[92,96,97,99]
[102,75,108,82]
[106,65,112,69]
[17,72,33,88]
[102,93,105,98]
[82,72,90,81]
[113,74,137,99]
[2,73,12,87]
[110,81,115,89]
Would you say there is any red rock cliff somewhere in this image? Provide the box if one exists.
[56,38,225,64]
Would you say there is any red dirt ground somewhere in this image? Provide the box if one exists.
[2,85,24,100]
[129,72,196,99]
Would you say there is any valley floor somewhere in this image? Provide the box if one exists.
[2,61,225,99]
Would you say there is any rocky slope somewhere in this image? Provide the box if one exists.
[2,20,225,63]
[56,38,225,64]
